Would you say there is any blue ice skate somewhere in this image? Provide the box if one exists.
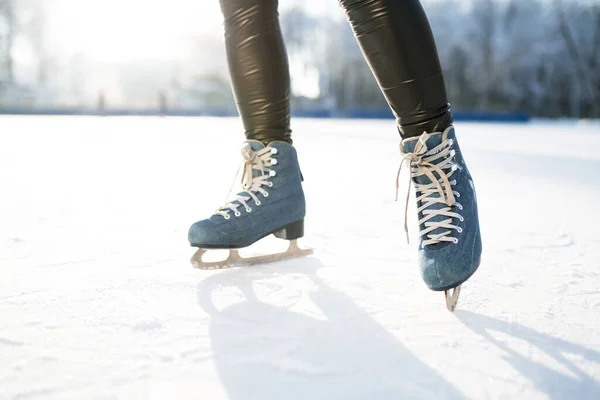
[189,140,311,269]
[397,126,482,311]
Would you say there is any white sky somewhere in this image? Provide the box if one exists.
[47,0,222,61]
[42,0,342,62]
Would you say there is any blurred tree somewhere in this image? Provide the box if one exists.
[472,0,497,110]
[0,0,16,84]
[554,0,599,117]
[27,0,47,86]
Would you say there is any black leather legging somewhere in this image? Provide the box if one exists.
[219,0,452,143]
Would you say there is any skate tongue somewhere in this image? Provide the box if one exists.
[401,132,443,158]
[244,140,266,152]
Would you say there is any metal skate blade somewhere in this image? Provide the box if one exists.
[444,285,461,312]
[191,240,313,270]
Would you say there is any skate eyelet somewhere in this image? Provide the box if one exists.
[224,214,231,220]
[268,182,273,187]
[270,148,278,154]
[246,207,252,213]
[234,211,241,217]
[453,238,459,244]
[269,171,277,177]
[271,159,278,165]
[455,192,461,198]
[459,216,464,222]
[457,227,463,233]
[263,192,269,198]
[255,200,261,206]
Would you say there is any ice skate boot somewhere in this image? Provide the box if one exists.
[397,126,482,311]
[189,140,312,269]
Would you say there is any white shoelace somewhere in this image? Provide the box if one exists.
[396,132,464,247]
[216,144,277,220]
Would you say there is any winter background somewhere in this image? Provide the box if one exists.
[1,1,600,400]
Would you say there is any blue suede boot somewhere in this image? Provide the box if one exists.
[189,141,311,268]
[398,126,482,310]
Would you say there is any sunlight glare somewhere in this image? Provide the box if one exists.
[51,0,224,62]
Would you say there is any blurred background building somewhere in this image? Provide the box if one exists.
[0,0,598,119]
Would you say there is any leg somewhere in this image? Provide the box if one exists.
[189,0,309,266]
[220,0,292,144]
[340,0,482,310]
[339,0,452,138]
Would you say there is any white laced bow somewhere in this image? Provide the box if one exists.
[396,132,464,247]
[216,144,277,220]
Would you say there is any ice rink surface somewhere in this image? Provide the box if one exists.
[1,116,599,399]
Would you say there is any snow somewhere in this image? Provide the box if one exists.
[1,116,599,399]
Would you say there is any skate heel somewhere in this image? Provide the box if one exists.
[272,219,304,240]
